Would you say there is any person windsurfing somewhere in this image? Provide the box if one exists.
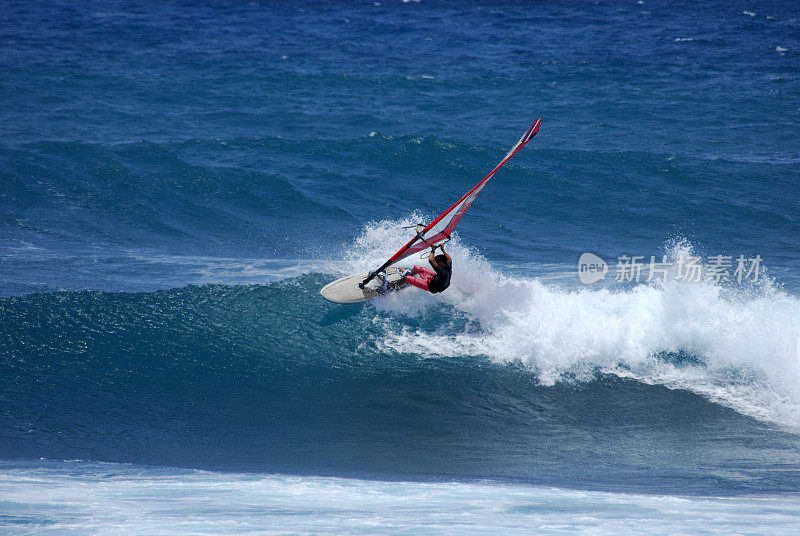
[401,244,452,294]
[321,118,539,304]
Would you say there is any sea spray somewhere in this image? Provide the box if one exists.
[340,218,800,429]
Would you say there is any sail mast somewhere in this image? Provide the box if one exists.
[360,118,540,287]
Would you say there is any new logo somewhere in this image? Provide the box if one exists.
[578,253,608,284]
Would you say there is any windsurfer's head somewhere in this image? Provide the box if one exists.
[435,254,449,265]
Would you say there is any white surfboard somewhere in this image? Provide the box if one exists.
[320,267,408,304]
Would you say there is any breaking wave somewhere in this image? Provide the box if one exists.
[336,217,800,429]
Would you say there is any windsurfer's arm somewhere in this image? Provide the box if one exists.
[439,244,452,263]
[428,247,438,268]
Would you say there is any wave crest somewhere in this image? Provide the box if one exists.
[338,218,800,429]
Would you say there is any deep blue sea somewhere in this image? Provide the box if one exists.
[2,1,800,534]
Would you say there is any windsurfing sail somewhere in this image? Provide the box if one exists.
[360,118,540,287]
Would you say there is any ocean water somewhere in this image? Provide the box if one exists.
[1,0,799,533]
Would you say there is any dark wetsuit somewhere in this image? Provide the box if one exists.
[427,260,452,294]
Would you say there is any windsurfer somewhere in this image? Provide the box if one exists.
[402,244,452,294]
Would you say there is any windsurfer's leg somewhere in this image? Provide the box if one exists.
[404,275,430,291]
[413,266,436,280]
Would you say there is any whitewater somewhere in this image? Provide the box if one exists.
[2,460,799,536]
[329,217,800,430]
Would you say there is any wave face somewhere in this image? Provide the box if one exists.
[2,233,800,495]
[1,0,800,503]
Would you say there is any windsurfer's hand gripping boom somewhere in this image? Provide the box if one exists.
[428,243,451,269]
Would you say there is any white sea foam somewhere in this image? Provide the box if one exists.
[1,460,798,536]
[337,218,800,429]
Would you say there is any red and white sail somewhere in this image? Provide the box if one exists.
[362,118,540,284]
